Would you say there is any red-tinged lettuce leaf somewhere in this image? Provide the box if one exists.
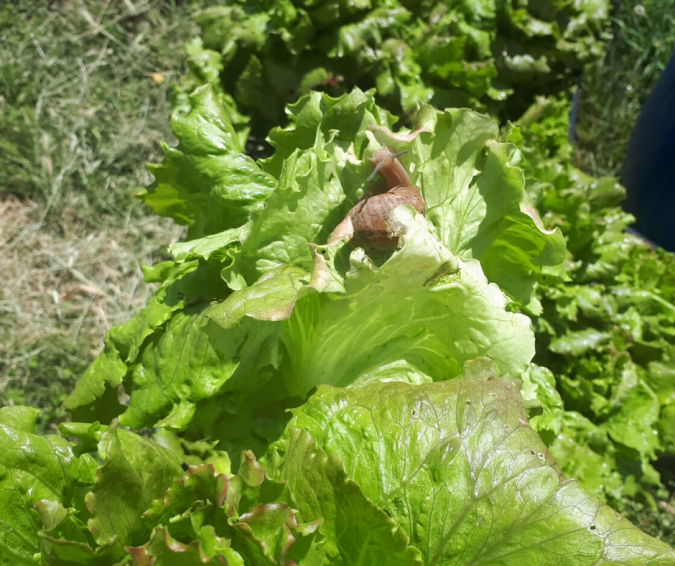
[33,427,263,565]
[229,504,298,565]
[137,456,319,565]
[267,358,675,564]
[147,453,420,565]
[142,463,231,539]
[0,406,97,565]
[83,427,183,559]
[3,408,422,565]
[127,527,241,566]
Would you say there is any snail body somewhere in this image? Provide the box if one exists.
[329,147,425,250]
[349,184,425,248]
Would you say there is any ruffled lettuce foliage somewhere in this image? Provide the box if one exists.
[0,404,324,565]
[506,96,675,508]
[3,364,675,564]
[5,87,673,562]
[66,86,568,457]
[177,0,610,135]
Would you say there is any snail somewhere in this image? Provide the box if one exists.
[328,147,425,250]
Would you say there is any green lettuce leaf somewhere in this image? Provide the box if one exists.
[141,86,276,239]
[275,206,535,396]
[0,407,97,565]
[521,363,565,443]
[84,427,184,556]
[116,306,281,432]
[64,258,230,423]
[267,358,675,564]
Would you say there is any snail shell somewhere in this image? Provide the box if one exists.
[329,147,425,250]
[349,184,425,248]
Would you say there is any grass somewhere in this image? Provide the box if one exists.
[0,0,202,223]
[623,460,675,546]
[574,0,675,177]
[0,196,183,431]
[0,0,214,431]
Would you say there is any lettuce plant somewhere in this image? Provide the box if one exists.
[4,87,674,563]
[178,0,610,137]
[64,86,568,451]
[506,96,675,508]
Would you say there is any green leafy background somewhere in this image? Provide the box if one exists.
[506,96,675,508]
[176,0,610,136]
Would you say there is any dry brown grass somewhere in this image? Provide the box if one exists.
[0,195,183,423]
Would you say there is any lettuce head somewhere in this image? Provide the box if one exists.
[1,86,666,564]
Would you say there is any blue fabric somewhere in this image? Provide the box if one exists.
[622,51,675,251]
